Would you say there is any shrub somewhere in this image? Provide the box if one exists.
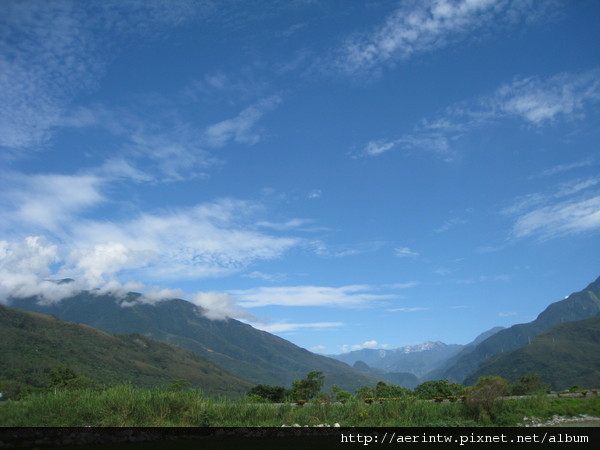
[247,384,288,403]
[463,376,509,422]
[510,374,550,396]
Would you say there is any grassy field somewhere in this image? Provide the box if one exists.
[1,385,599,427]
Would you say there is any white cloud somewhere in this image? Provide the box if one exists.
[512,195,600,240]
[504,174,600,240]
[491,70,600,125]
[394,247,419,258]
[360,69,600,159]
[254,322,343,333]
[332,0,553,76]
[230,284,396,308]
[498,311,517,317]
[532,158,596,178]
[434,217,468,233]
[387,307,430,312]
[189,291,257,321]
[340,340,380,353]
[0,1,204,153]
[204,96,282,148]
[2,173,105,231]
[310,345,327,352]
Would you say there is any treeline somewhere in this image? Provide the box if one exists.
[246,372,556,404]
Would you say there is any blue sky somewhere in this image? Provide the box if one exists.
[1,0,600,355]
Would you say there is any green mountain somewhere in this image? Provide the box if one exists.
[436,276,600,384]
[464,315,600,390]
[8,291,379,391]
[0,304,253,397]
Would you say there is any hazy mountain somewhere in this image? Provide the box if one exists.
[436,276,600,384]
[352,361,420,389]
[464,315,600,390]
[8,291,379,391]
[0,304,253,397]
[330,341,464,378]
[423,326,505,382]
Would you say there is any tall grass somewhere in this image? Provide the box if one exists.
[1,387,598,427]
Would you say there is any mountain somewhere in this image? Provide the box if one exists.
[8,291,379,391]
[464,315,600,390]
[352,361,420,389]
[436,276,600,384]
[330,341,464,378]
[423,326,505,382]
[0,304,253,397]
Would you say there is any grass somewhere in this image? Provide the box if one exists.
[1,386,598,427]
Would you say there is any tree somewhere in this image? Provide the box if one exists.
[510,374,550,396]
[48,366,97,391]
[291,371,324,401]
[464,376,510,421]
[247,384,288,403]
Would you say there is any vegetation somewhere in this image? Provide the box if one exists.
[8,292,379,391]
[0,304,252,399]
[1,382,598,427]
[465,316,600,390]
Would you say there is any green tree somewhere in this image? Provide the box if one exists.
[168,379,192,392]
[464,376,510,421]
[330,385,352,403]
[48,366,97,391]
[247,384,288,403]
[414,380,451,399]
[291,371,324,401]
[354,385,375,400]
[510,374,550,396]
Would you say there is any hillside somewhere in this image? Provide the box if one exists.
[464,315,600,390]
[436,276,600,383]
[0,304,253,397]
[8,291,379,391]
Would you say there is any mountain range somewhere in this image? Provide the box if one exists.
[0,303,252,397]
[464,315,600,390]
[431,275,600,383]
[7,290,378,392]
[5,275,600,394]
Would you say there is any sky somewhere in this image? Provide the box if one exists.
[1,0,600,356]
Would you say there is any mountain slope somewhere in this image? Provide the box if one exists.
[8,291,379,391]
[423,326,505,381]
[437,276,600,384]
[0,304,253,396]
[464,315,600,390]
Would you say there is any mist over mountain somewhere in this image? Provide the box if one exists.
[8,290,379,391]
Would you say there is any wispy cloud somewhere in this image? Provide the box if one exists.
[230,285,396,308]
[0,0,205,154]
[394,247,419,258]
[505,175,600,240]
[331,0,556,76]
[340,340,382,353]
[386,306,430,313]
[204,96,282,147]
[1,173,105,232]
[254,321,343,333]
[359,69,600,159]
[531,157,596,179]
[511,195,600,240]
